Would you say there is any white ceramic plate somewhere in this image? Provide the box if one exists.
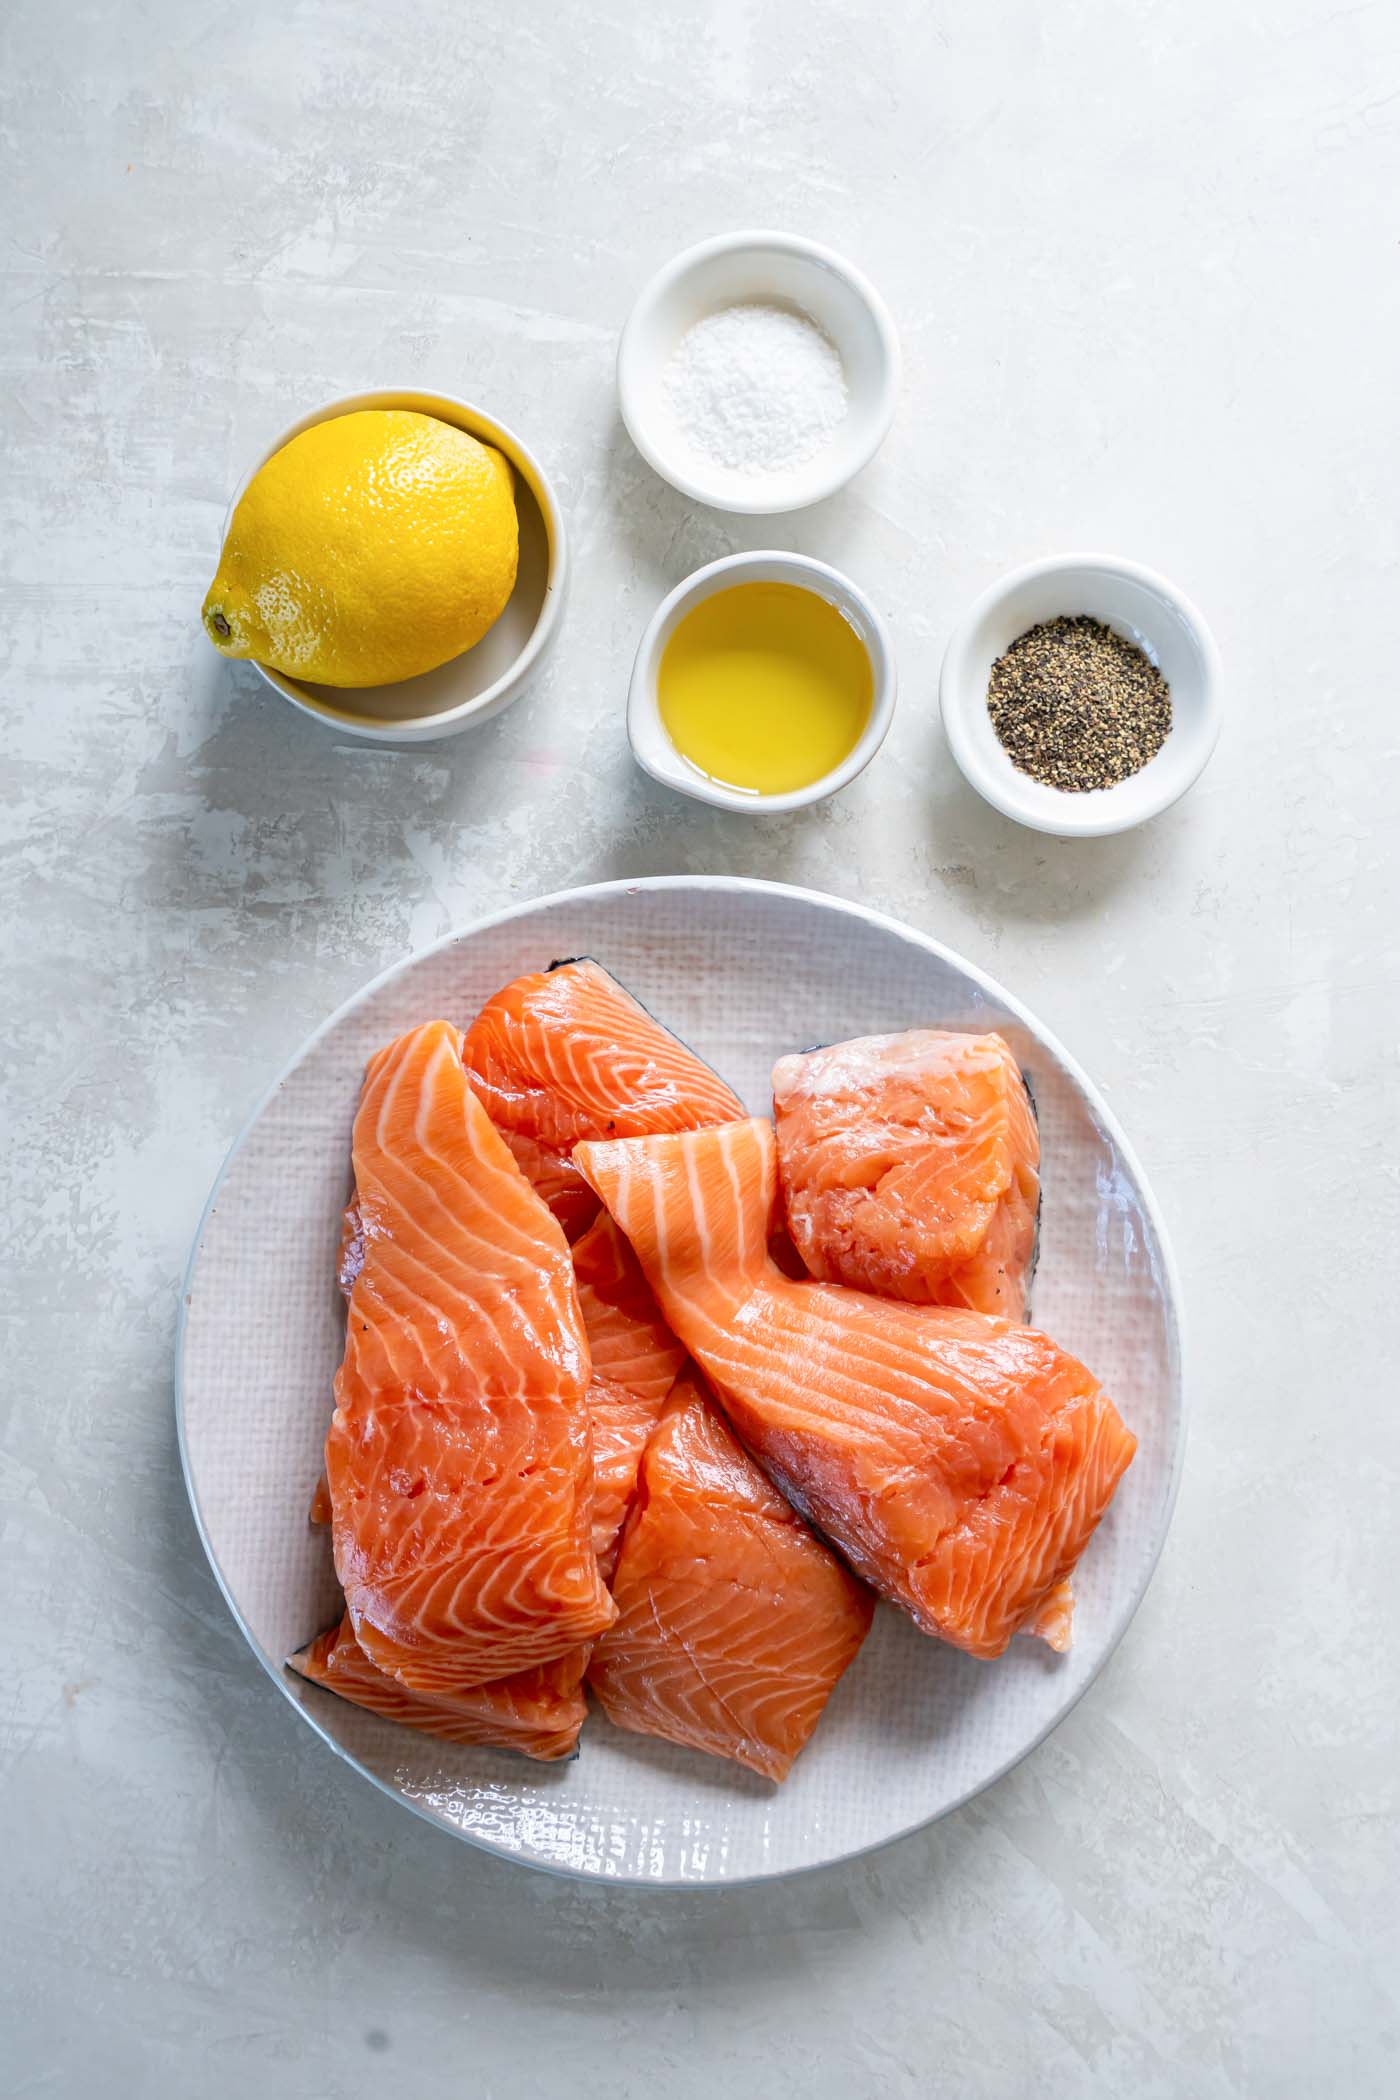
[178,878,1184,1886]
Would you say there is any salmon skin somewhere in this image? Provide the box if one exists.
[461,960,744,1240]
[324,1019,615,1696]
[587,1369,874,1781]
[575,1119,1135,1662]
[288,1614,587,1761]
[773,1030,1041,1320]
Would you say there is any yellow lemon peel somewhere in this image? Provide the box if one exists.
[203,409,518,687]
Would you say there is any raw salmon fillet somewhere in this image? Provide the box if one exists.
[588,1369,874,1780]
[773,1030,1040,1319]
[324,1019,615,1695]
[288,1615,588,1761]
[311,1203,681,1559]
[571,1210,688,1579]
[313,1202,680,1559]
[298,1206,678,1759]
[576,1119,1135,1661]
[462,960,744,1239]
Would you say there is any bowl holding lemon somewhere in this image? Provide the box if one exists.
[204,390,567,741]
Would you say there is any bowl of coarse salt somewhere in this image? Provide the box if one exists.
[617,231,900,514]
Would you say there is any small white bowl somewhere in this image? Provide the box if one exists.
[627,549,896,813]
[219,388,568,743]
[939,555,1223,837]
[617,232,900,514]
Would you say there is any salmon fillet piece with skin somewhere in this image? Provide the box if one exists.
[325,1019,615,1696]
[773,1030,1041,1320]
[315,1201,684,1544]
[575,1119,1135,1662]
[312,1204,683,1560]
[300,1207,680,1754]
[461,960,744,1240]
[288,1614,588,1761]
[330,1207,677,1586]
[588,1368,875,1781]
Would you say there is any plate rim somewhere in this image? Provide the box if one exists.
[175,874,1187,1888]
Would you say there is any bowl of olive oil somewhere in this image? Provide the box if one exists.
[628,551,896,812]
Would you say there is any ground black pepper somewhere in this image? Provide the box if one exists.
[986,615,1172,792]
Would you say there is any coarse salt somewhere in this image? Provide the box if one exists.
[662,302,848,476]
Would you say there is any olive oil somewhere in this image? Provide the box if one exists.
[657,581,873,796]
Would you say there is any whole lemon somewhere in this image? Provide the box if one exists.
[202,409,519,687]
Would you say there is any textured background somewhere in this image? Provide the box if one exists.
[3,0,1397,2093]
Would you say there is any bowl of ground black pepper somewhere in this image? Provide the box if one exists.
[939,555,1223,837]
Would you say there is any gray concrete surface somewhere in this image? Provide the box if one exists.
[3,0,1398,2092]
